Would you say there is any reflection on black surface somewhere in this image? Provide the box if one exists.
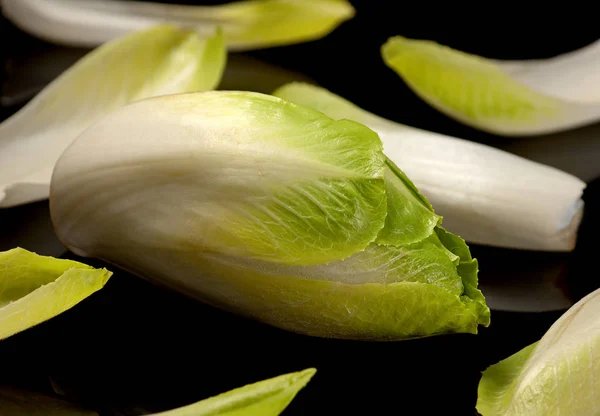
[0,384,99,415]
[475,245,572,312]
[220,54,315,94]
[1,47,88,108]
[0,200,66,257]
[499,123,600,183]
[563,176,600,301]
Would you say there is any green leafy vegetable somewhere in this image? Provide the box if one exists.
[477,288,600,415]
[0,248,112,341]
[381,36,600,136]
[50,90,489,340]
[149,368,315,416]
[1,0,354,50]
[0,24,226,208]
[272,82,585,252]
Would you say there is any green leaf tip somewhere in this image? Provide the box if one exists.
[381,35,600,136]
[0,23,226,208]
[149,368,316,416]
[477,287,600,415]
[50,90,489,341]
[0,247,112,341]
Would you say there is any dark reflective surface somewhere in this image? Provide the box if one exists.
[1,3,600,415]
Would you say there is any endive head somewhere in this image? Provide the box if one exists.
[0,24,226,208]
[50,90,489,340]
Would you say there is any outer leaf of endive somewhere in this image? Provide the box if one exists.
[0,23,225,208]
[149,368,315,416]
[1,0,355,51]
[0,386,98,415]
[476,287,600,416]
[51,91,389,267]
[0,247,112,340]
[50,91,489,340]
[272,82,586,252]
[381,36,600,136]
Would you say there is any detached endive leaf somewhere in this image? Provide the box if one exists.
[149,368,315,416]
[381,36,600,136]
[0,386,97,415]
[1,0,355,50]
[50,91,489,340]
[273,82,586,252]
[477,288,600,415]
[0,24,225,208]
[0,247,112,340]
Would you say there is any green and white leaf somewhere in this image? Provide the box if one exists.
[52,91,389,266]
[1,0,354,50]
[0,247,112,340]
[49,90,489,340]
[477,287,600,415]
[149,368,315,416]
[0,24,225,208]
[381,36,600,136]
[273,82,586,252]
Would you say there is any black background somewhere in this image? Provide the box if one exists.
[1,1,599,415]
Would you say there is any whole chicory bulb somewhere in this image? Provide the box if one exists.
[50,90,490,340]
